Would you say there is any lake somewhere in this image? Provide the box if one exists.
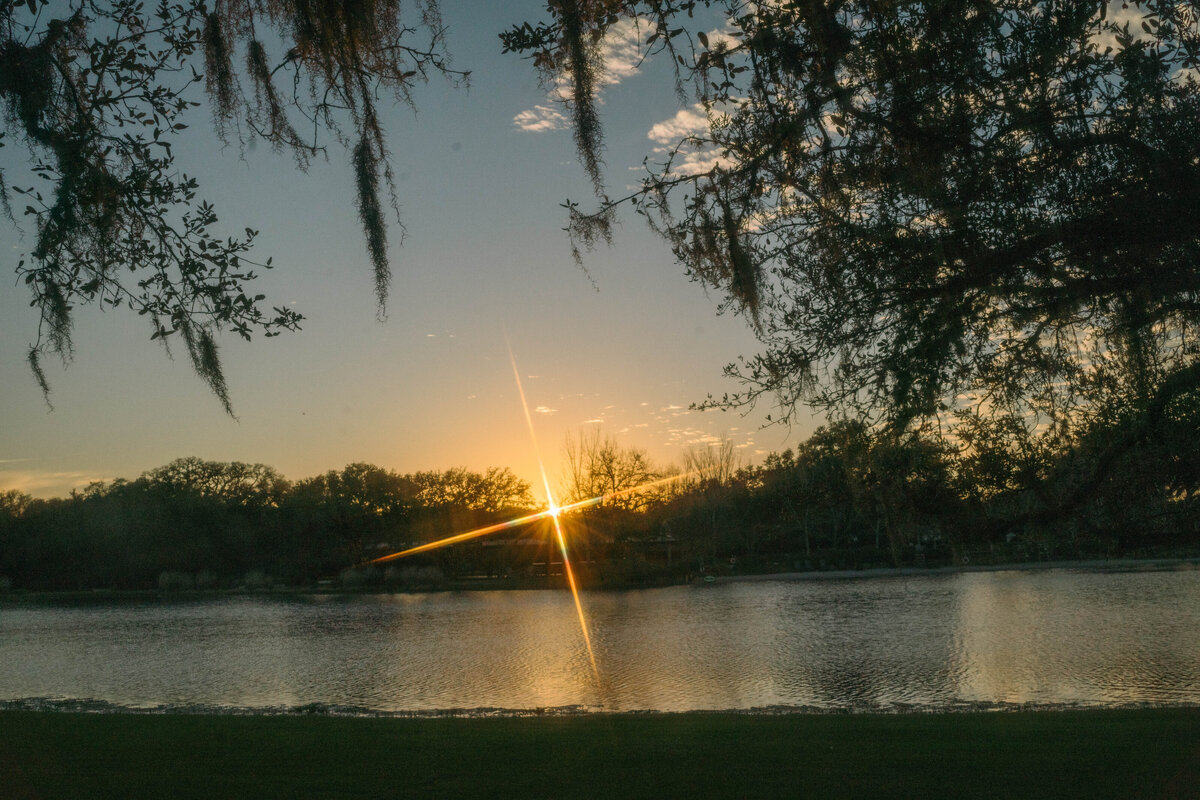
[2,567,1199,714]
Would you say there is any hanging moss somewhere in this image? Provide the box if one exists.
[557,0,605,195]
[246,39,303,156]
[719,197,760,325]
[181,322,233,417]
[354,133,389,317]
[2,0,464,411]
[203,12,236,129]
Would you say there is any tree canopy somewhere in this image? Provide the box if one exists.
[505,0,1200,456]
[0,0,465,410]
[5,0,1199,466]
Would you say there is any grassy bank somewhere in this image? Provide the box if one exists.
[1,709,1196,799]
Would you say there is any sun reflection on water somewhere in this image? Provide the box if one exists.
[367,345,696,687]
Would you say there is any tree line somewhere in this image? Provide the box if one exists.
[3,404,1198,593]
[5,1,1200,584]
[0,459,534,592]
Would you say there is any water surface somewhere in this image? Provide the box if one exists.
[2,568,1198,713]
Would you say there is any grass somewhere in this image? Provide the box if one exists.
[1,709,1197,799]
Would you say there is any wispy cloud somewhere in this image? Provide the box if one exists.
[513,105,568,133]
[647,106,712,144]
[0,469,108,497]
[601,17,650,85]
[645,102,739,176]
[514,17,652,133]
[534,405,558,415]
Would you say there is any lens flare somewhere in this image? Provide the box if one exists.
[368,508,556,565]
[508,344,599,681]
[365,342,704,687]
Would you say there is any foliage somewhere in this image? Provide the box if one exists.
[143,456,289,506]
[505,0,1200,511]
[408,466,535,513]
[0,0,466,408]
[561,427,664,509]
[2,415,1200,591]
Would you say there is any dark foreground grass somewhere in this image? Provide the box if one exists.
[1,708,1197,799]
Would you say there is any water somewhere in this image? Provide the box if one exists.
[2,568,1198,714]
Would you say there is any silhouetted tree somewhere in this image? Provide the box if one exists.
[561,427,664,510]
[291,462,416,562]
[143,457,289,506]
[1,0,467,408]
[506,1,1200,509]
[407,466,535,513]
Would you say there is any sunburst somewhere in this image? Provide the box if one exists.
[368,344,696,685]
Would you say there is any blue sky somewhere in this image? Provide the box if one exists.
[0,0,813,500]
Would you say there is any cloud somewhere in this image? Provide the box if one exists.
[534,406,558,415]
[0,470,108,497]
[514,17,651,132]
[513,105,569,132]
[665,149,735,176]
[648,106,712,144]
[646,102,739,175]
[601,17,650,85]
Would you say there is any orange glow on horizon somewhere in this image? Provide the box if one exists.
[367,469,698,566]
[366,342,705,688]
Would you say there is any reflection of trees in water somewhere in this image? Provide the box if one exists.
[3,573,1198,711]
[773,582,962,707]
[954,571,1200,706]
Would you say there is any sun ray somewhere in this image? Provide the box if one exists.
[368,508,556,565]
[507,342,600,681]
[367,471,699,567]
[363,342,706,689]
[550,513,599,680]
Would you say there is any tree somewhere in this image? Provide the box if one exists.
[681,436,740,489]
[1,0,466,409]
[0,487,33,518]
[561,427,663,509]
[505,1,1200,488]
[142,456,289,506]
[407,466,535,513]
[294,462,414,513]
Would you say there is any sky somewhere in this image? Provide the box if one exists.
[0,0,815,502]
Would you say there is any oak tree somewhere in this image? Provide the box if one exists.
[1,0,465,410]
[506,0,1200,436]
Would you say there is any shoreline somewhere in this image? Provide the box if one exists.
[4,696,1200,719]
[3,556,1199,603]
[707,556,1200,584]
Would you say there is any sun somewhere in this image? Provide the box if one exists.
[365,342,699,687]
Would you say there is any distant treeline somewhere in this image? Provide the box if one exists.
[2,414,1199,592]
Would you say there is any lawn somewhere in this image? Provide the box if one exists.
[1,708,1197,799]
